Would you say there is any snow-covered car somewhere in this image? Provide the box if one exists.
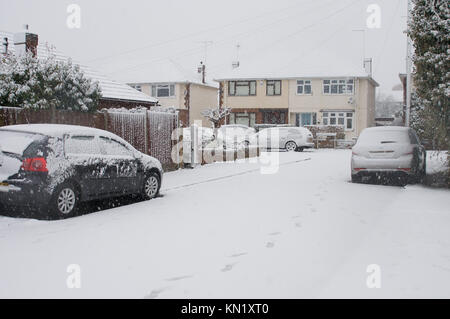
[351,126,426,184]
[0,124,163,219]
[246,127,314,152]
[217,124,256,149]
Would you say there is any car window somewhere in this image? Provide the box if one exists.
[65,135,101,155]
[99,137,133,157]
[357,130,410,145]
[0,131,43,155]
[409,129,420,145]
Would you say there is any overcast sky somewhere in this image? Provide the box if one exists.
[0,0,407,100]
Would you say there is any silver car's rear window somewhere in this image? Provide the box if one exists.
[0,130,42,155]
[358,130,410,145]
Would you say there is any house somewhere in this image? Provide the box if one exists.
[0,30,158,109]
[127,60,218,127]
[215,60,379,140]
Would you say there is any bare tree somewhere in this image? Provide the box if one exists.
[201,107,231,128]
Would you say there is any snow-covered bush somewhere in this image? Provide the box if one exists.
[408,0,449,151]
[0,50,101,111]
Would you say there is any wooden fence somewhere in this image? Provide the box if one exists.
[0,107,179,171]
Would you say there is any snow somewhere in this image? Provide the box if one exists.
[123,59,218,89]
[0,149,449,298]
[427,151,448,174]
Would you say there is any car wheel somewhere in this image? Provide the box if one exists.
[351,175,362,183]
[49,182,79,219]
[285,141,297,152]
[297,147,305,152]
[143,172,160,200]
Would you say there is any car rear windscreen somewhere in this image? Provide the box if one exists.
[358,130,410,145]
[0,130,42,155]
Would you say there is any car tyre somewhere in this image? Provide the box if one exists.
[297,147,305,152]
[351,175,362,183]
[49,182,79,219]
[285,141,297,152]
[142,172,160,200]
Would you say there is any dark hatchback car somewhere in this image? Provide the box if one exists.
[0,124,163,219]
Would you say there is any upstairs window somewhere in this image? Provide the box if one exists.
[228,81,256,96]
[266,80,281,96]
[151,84,175,98]
[323,79,354,95]
[297,80,312,95]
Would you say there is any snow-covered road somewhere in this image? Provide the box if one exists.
[0,149,449,298]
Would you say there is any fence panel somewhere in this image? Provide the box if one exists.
[107,111,147,154]
[148,111,178,168]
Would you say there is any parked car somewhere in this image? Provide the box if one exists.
[0,124,163,219]
[217,124,256,149]
[246,127,314,152]
[351,126,426,184]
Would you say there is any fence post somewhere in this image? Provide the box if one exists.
[144,111,148,154]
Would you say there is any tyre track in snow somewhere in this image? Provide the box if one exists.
[161,157,312,193]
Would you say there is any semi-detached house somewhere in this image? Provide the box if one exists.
[216,71,379,140]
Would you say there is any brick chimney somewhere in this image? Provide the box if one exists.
[14,25,38,57]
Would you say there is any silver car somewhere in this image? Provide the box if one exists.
[351,126,426,184]
[248,127,314,152]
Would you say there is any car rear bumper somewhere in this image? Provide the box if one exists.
[351,155,414,176]
[303,143,314,149]
[0,179,51,208]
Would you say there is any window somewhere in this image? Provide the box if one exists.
[228,81,256,96]
[65,136,101,155]
[151,84,175,98]
[130,85,142,92]
[323,79,354,95]
[322,111,354,130]
[229,112,256,127]
[99,137,132,157]
[266,80,281,96]
[297,80,312,95]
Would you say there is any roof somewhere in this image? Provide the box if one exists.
[0,124,125,140]
[123,59,219,89]
[214,50,379,87]
[0,31,158,104]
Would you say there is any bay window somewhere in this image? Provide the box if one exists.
[322,111,354,130]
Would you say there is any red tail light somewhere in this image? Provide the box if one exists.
[354,168,366,171]
[398,168,411,172]
[22,157,48,172]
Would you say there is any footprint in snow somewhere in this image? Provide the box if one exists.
[229,252,248,258]
[165,275,194,282]
[268,232,281,236]
[221,263,237,272]
[144,287,167,299]
[266,242,275,249]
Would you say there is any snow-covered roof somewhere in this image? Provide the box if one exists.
[0,30,158,104]
[214,50,379,87]
[122,59,219,89]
